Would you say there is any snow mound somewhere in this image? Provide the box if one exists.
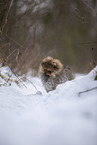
[0,66,97,145]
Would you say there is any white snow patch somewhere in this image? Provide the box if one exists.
[0,66,97,145]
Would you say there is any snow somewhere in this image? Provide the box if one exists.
[0,66,97,145]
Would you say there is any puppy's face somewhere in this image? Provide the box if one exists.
[40,56,63,78]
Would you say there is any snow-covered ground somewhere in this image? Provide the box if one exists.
[0,66,97,145]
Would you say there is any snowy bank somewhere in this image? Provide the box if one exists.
[0,66,97,145]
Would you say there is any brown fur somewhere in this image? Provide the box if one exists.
[39,56,73,92]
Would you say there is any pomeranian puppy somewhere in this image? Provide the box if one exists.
[39,56,73,92]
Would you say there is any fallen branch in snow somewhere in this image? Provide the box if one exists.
[78,87,97,96]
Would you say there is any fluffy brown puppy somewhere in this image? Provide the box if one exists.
[39,56,73,92]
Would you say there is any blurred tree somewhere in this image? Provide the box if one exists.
[0,0,97,74]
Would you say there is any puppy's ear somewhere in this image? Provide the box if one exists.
[53,59,63,74]
[44,56,53,63]
[41,62,45,66]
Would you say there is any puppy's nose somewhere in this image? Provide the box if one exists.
[46,71,52,75]
[48,70,52,74]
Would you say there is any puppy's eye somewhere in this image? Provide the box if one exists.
[53,64,57,69]
[53,65,56,68]
[48,71,52,73]
[42,62,45,66]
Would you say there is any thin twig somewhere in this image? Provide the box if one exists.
[4,32,25,49]
[82,1,97,15]
[79,87,97,96]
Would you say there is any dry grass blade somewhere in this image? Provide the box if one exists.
[10,67,27,88]
[2,0,14,31]
[2,49,19,64]
[26,78,39,92]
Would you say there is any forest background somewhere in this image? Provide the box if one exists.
[0,0,97,76]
